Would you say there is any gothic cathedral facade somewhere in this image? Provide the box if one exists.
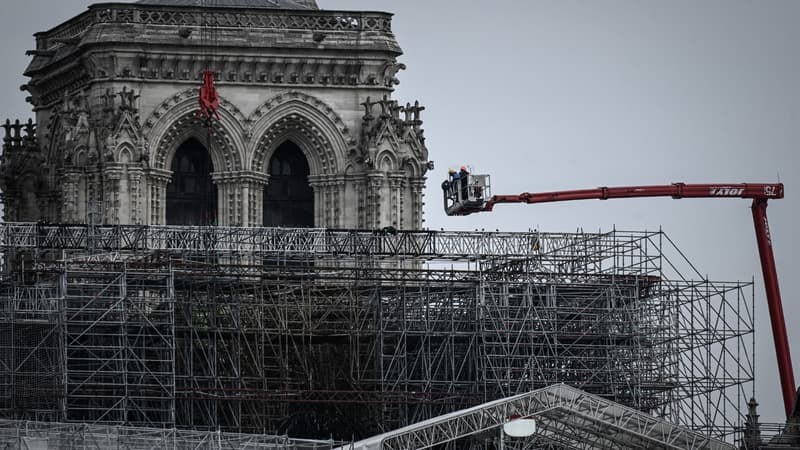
[0,0,432,230]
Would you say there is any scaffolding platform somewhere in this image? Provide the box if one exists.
[0,224,755,446]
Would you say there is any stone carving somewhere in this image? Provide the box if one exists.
[6,86,430,228]
[405,101,425,125]
[249,91,356,174]
[0,118,44,221]
[358,95,430,173]
[39,6,391,50]
[10,1,425,229]
[119,87,140,113]
[34,85,147,223]
[142,88,248,138]
[251,91,352,138]
[102,89,116,112]
[104,134,117,162]
[2,119,32,149]
[381,60,406,87]
[360,96,376,121]
[142,90,245,173]
[33,3,395,100]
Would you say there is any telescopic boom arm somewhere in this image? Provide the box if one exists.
[479,182,783,212]
[444,179,795,417]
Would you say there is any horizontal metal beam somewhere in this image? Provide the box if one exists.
[0,223,656,262]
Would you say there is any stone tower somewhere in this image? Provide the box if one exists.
[1,0,432,229]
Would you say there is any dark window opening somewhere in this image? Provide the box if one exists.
[263,141,314,227]
[166,138,217,225]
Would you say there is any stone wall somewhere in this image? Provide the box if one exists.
[1,3,432,230]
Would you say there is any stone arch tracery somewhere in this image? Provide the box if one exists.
[249,92,355,176]
[117,144,134,164]
[72,146,88,167]
[252,116,333,176]
[376,151,397,172]
[146,105,244,173]
[143,90,247,225]
[248,92,356,227]
[124,88,425,228]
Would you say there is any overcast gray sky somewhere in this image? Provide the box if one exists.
[1,0,799,424]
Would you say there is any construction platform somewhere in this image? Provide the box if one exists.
[0,224,754,445]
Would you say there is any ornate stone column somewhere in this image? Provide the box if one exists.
[342,173,363,229]
[353,176,367,229]
[85,168,103,223]
[322,175,336,228]
[333,175,346,229]
[308,174,324,227]
[210,171,262,227]
[409,177,426,230]
[241,171,269,227]
[366,172,384,229]
[212,176,235,227]
[61,169,82,223]
[387,174,405,229]
[128,167,144,225]
[104,167,122,224]
[213,170,270,227]
[307,174,347,228]
[147,168,172,225]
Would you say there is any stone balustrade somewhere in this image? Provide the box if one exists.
[37,4,393,51]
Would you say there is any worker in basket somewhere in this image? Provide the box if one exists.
[445,168,456,187]
[459,166,469,201]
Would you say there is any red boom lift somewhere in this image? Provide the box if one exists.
[443,174,795,418]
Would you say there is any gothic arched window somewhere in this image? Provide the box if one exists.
[166,138,217,225]
[263,141,314,227]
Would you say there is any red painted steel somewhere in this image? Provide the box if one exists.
[198,69,221,122]
[482,182,784,211]
[752,198,796,417]
[451,181,795,417]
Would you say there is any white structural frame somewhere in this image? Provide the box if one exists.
[340,384,735,450]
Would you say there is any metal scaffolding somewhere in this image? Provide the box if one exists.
[0,224,754,445]
[0,419,338,449]
[344,384,735,450]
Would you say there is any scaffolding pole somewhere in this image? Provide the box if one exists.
[0,227,755,446]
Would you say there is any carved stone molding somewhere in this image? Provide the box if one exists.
[250,92,356,176]
[143,88,248,136]
[38,6,393,51]
[144,88,360,176]
[142,91,246,172]
[358,96,430,177]
[251,91,354,145]
[212,170,269,185]
[85,52,376,88]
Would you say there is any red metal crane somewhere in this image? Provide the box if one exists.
[443,176,795,417]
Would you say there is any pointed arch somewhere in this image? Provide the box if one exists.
[73,146,88,167]
[166,138,217,225]
[143,90,246,172]
[262,140,314,227]
[402,156,423,178]
[117,144,134,164]
[249,92,355,176]
[376,150,397,172]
